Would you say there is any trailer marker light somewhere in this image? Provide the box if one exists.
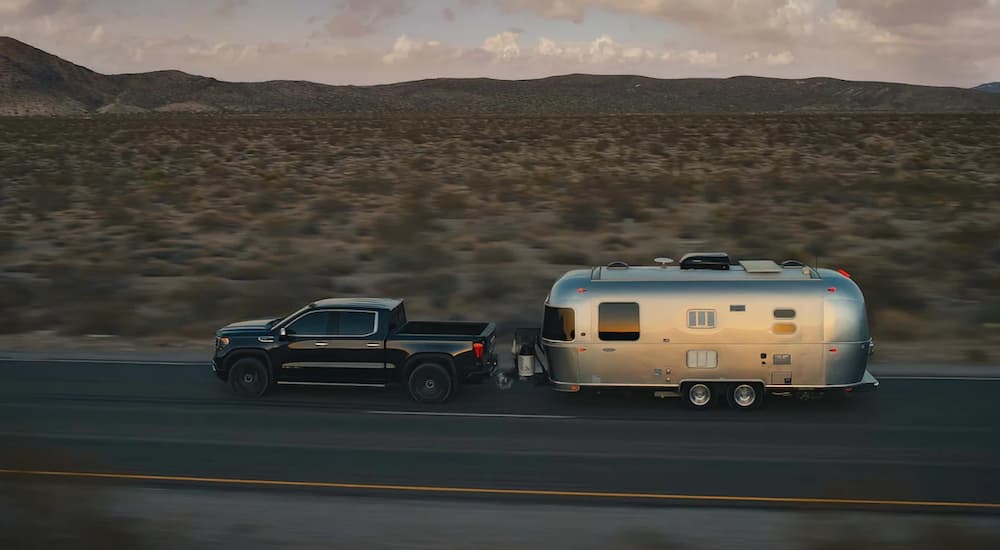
[829,348,838,353]
[837,269,852,278]
[473,342,484,360]
[568,385,580,392]
[577,288,587,293]
[827,287,837,293]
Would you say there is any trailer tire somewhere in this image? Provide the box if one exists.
[407,363,453,404]
[727,383,762,410]
[682,383,714,409]
[228,357,271,399]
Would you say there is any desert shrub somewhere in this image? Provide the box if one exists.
[0,230,15,255]
[473,244,517,264]
[167,277,234,320]
[964,348,991,364]
[862,220,904,240]
[602,235,630,249]
[191,211,242,232]
[434,191,469,211]
[549,248,590,265]
[379,272,457,309]
[382,243,454,271]
[371,210,433,242]
[309,194,347,214]
[560,198,604,231]
[849,267,926,313]
[871,309,927,341]
[476,267,519,302]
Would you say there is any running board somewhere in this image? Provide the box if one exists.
[277,381,387,388]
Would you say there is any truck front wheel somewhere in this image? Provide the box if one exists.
[229,357,271,398]
[407,363,453,403]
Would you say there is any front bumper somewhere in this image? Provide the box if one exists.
[211,357,227,380]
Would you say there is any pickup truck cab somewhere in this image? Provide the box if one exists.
[212,298,497,403]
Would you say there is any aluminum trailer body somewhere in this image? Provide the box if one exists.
[537,255,877,408]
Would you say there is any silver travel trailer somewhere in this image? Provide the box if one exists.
[526,253,878,409]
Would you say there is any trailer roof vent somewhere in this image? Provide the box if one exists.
[739,260,782,273]
[653,257,674,268]
[679,252,731,270]
[782,259,805,268]
[606,261,630,270]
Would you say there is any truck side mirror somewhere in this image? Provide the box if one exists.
[279,327,288,340]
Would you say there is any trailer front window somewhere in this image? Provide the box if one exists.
[599,302,640,341]
[542,306,575,341]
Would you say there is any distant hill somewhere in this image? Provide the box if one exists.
[974,82,1000,94]
[4,36,1000,115]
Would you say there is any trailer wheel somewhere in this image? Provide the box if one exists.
[407,363,453,404]
[727,383,762,410]
[683,383,714,409]
[228,357,271,399]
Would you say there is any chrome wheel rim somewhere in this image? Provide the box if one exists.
[689,384,711,406]
[733,384,756,407]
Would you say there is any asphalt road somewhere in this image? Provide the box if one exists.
[1,358,999,512]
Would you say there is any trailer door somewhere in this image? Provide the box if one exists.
[579,302,664,385]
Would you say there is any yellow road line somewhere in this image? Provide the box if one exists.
[1,468,998,510]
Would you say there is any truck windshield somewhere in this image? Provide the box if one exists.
[542,306,575,341]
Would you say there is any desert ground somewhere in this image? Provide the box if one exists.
[0,113,997,361]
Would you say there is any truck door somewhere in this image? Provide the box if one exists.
[277,309,386,384]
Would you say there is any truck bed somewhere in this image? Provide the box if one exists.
[395,321,491,337]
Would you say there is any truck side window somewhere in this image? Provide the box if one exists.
[599,302,640,341]
[285,312,331,336]
[329,311,378,337]
[542,306,575,341]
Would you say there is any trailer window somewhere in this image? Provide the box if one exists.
[599,302,640,341]
[774,308,796,319]
[542,306,575,341]
[687,309,716,329]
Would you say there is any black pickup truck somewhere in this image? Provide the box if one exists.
[212,298,497,403]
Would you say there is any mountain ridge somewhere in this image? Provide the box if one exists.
[4,36,1000,115]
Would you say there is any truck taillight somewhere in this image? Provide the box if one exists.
[473,342,484,360]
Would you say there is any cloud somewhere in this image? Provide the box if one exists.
[214,0,249,18]
[765,50,794,65]
[0,0,85,18]
[382,34,442,64]
[835,0,988,27]
[499,0,585,23]
[87,23,103,44]
[324,0,409,38]
[482,30,521,59]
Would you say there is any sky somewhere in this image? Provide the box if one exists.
[1,0,999,87]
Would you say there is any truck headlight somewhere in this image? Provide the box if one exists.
[217,337,230,348]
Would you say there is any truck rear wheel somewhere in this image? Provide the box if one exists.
[407,363,453,404]
[682,383,714,409]
[229,357,271,398]
[727,383,762,410]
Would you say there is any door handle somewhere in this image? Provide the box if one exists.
[366,343,381,348]
[314,342,329,347]
[602,348,616,352]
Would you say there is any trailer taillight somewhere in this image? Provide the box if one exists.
[837,269,852,278]
[473,342,484,360]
